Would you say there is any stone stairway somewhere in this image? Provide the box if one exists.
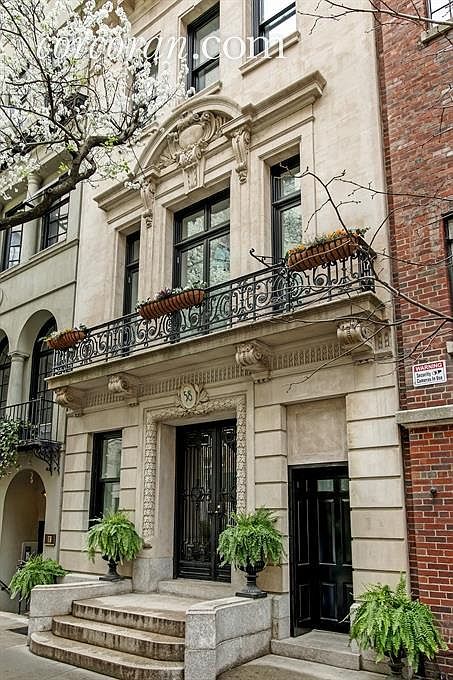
[29,592,200,680]
[218,655,384,680]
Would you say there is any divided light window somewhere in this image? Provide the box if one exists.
[253,0,297,54]
[174,191,230,289]
[123,231,140,315]
[90,432,122,520]
[187,5,220,92]
[428,0,452,21]
[2,224,23,271]
[41,196,69,250]
[271,156,302,260]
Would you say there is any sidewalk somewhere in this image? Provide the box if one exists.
[0,611,114,680]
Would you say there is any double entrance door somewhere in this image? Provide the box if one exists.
[290,465,353,634]
[174,421,236,582]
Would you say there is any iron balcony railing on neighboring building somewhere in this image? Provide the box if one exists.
[53,245,376,376]
[0,398,62,474]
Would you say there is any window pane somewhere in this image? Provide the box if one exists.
[260,0,295,21]
[279,165,301,197]
[209,233,230,285]
[194,16,220,67]
[182,210,204,239]
[267,14,296,42]
[317,479,334,492]
[281,205,303,255]
[180,243,204,286]
[101,437,122,479]
[196,64,219,91]
[210,198,230,228]
[103,482,120,515]
[429,0,452,19]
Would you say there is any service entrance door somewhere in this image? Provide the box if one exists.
[175,421,236,581]
[290,465,353,635]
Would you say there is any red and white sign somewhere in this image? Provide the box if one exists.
[412,360,447,387]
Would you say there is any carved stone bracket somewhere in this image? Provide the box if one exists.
[140,175,157,229]
[337,319,392,363]
[107,373,141,405]
[143,394,247,545]
[224,120,252,184]
[54,386,85,415]
[235,340,272,382]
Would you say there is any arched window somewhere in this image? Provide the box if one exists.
[0,338,11,411]
[30,319,56,403]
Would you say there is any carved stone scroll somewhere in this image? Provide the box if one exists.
[54,386,85,415]
[235,340,272,382]
[107,373,140,405]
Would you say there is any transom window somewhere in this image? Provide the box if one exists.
[187,5,220,92]
[428,0,452,21]
[0,338,11,411]
[90,432,122,520]
[174,191,230,289]
[41,196,69,250]
[271,156,302,260]
[253,0,297,53]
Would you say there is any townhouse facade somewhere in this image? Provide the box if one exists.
[0,163,81,610]
[377,2,453,676]
[44,0,410,643]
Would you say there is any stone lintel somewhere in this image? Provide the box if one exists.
[396,404,453,428]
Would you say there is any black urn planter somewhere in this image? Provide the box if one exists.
[100,554,123,581]
[387,654,404,678]
[236,560,267,599]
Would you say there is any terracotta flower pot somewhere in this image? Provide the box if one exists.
[46,330,86,350]
[138,289,205,320]
[287,234,361,272]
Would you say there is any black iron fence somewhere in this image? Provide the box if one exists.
[0,398,60,446]
[53,247,375,376]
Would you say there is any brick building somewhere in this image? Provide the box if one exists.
[377,3,453,676]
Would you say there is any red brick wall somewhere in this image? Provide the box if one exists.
[377,1,453,676]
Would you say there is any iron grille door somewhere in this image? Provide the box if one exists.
[175,421,236,581]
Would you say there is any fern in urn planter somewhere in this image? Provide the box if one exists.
[217,508,284,599]
[9,554,66,603]
[350,576,447,677]
[87,510,143,580]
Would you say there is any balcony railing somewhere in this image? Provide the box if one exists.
[53,246,376,376]
[0,398,62,474]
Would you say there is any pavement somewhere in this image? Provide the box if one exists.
[0,611,115,680]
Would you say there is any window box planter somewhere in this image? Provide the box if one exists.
[286,231,366,272]
[45,329,87,350]
[137,288,206,320]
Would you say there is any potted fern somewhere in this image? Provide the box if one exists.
[217,508,284,599]
[87,510,143,580]
[350,576,447,677]
[9,555,66,605]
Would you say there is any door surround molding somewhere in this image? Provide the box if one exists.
[143,394,247,545]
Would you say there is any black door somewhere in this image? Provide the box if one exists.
[290,465,353,635]
[175,421,236,582]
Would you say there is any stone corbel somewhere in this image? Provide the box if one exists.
[54,387,85,415]
[337,319,385,363]
[223,117,252,184]
[107,373,141,405]
[235,340,272,382]
[140,169,159,228]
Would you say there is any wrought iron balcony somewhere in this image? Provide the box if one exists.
[53,245,376,376]
[0,398,62,474]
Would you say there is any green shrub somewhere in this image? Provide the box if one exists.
[350,576,447,671]
[87,510,143,563]
[9,554,66,601]
[217,507,284,569]
[0,419,21,479]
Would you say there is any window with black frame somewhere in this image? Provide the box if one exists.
[41,196,69,250]
[0,338,11,412]
[253,0,297,54]
[271,156,302,261]
[187,5,220,91]
[30,318,56,439]
[1,223,22,271]
[428,0,452,21]
[446,214,453,298]
[174,191,230,289]
[90,432,122,520]
[123,231,140,315]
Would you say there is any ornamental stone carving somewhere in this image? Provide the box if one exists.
[337,319,392,362]
[107,373,140,405]
[54,386,84,414]
[157,111,228,192]
[176,383,209,411]
[235,340,272,382]
[226,124,251,184]
[140,178,156,229]
[142,394,247,545]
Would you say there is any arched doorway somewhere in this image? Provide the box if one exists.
[0,470,46,612]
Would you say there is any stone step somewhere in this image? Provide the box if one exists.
[271,630,361,670]
[30,631,184,680]
[52,615,185,661]
[218,654,384,680]
[72,594,193,638]
[157,578,234,600]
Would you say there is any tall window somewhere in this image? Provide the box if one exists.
[147,37,159,80]
[446,214,453,297]
[253,0,297,53]
[30,319,56,403]
[90,432,122,520]
[0,338,11,411]
[41,196,69,250]
[271,156,302,260]
[428,0,452,21]
[123,231,140,315]
[187,5,220,92]
[2,224,22,270]
[174,191,230,288]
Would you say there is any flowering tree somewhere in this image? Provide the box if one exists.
[0,0,185,231]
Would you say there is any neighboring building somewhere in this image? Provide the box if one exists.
[0,168,81,610]
[46,0,410,644]
[377,3,453,677]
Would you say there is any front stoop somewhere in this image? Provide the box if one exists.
[29,593,201,680]
[271,630,361,670]
[218,655,384,680]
